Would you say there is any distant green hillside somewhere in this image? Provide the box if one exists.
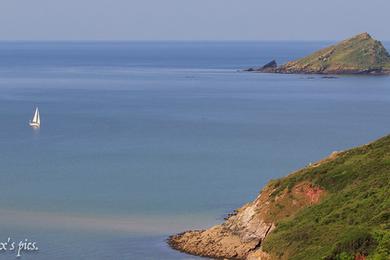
[251,33,390,75]
[263,135,390,259]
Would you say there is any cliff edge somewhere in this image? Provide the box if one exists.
[169,135,390,259]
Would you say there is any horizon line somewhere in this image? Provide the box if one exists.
[0,39,388,43]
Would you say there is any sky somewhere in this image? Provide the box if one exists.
[0,0,388,41]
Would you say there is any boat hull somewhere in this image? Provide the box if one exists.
[29,122,40,128]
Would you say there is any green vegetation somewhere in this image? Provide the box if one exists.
[278,33,390,74]
[262,135,390,259]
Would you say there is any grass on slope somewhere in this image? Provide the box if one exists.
[292,33,390,71]
[262,135,390,260]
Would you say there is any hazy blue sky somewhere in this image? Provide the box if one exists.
[0,0,388,41]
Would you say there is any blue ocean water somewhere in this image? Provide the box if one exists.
[0,41,390,259]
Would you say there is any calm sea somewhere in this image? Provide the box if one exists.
[0,41,390,259]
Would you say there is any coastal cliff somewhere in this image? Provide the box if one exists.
[247,33,390,75]
[169,135,390,259]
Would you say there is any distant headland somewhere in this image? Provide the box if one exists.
[246,33,390,75]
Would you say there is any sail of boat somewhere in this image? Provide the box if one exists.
[29,107,41,128]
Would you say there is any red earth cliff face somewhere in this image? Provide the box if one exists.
[303,184,325,204]
[169,180,326,259]
[355,254,366,260]
[168,150,345,259]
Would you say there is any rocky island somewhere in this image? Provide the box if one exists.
[169,135,390,259]
[247,33,390,75]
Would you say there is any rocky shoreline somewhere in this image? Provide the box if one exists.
[246,33,390,75]
[168,134,390,259]
[167,152,333,259]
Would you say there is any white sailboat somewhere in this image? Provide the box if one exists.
[29,107,41,128]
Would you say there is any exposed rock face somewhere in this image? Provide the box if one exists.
[168,180,326,259]
[247,60,277,72]
[248,33,390,75]
[262,60,277,69]
[169,135,390,259]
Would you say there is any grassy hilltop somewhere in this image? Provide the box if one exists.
[169,135,390,259]
[250,33,390,75]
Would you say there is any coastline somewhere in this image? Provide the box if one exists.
[245,33,390,76]
[167,152,334,259]
[167,135,390,259]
